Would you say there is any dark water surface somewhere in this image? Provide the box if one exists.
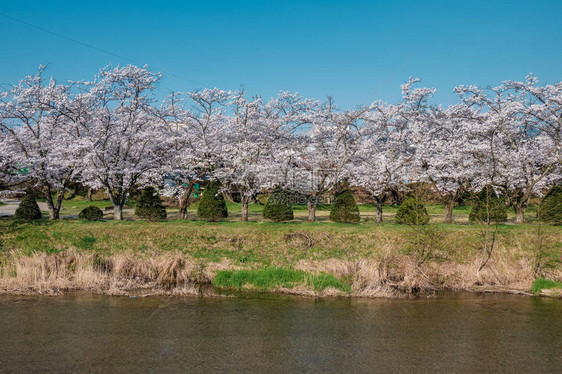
[0,293,560,373]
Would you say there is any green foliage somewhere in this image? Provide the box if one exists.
[197,181,228,222]
[263,187,294,222]
[78,205,104,221]
[75,235,96,250]
[469,185,507,224]
[532,278,562,294]
[395,196,430,225]
[135,187,167,221]
[213,267,350,293]
[540,185,562,224]
[14,194,42,221]
[330,190,360,223]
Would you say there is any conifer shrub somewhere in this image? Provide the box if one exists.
[263,187,294,222]
[197,181,228,222]
[395,196,430,225]
[135,187,167,221]
[539,185,562,224]
[14,194,42,221]
[330,189,360,223]
[78,205,104,221]
[469,185,507,224]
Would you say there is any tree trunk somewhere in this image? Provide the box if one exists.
[114,205,124,221]
[444,201,454,224]
[514,204,525,224]
[108,191,126,221]
[177,182,195,220]
[375,200,383,223]
[87,188,92,201]
[241,198,249,222]
[240,193,250,222]
[46,202,60,220]
[307,201,317,222]
[178,205,188,220]
[44,189,63,220]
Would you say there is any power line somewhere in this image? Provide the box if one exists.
[0,11,207,88]
[361,55,413,107]
[0,12,139,65]
[150,55,208,88]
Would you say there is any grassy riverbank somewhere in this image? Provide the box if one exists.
[1,218,561,297]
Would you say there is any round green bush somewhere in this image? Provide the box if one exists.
[14,194,42,220]
[395,196,430,225]
[78,205,104,221]
[197,181,228,222]
[540,185,562,224]
[469,185,507,224]
[263,188,294,222]
[330,189,360,223]
[135,187,167,221]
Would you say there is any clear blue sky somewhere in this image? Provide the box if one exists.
[1,0,561,108]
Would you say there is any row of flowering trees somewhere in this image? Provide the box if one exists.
[1,65,561,222]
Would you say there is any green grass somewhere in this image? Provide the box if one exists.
[532,278,562,294]
[213,267,350,293]
[2,218,560,261]
[27,195,543,225]
[58,198,127,215]
[74,235,97,250]
[34,195,133,215]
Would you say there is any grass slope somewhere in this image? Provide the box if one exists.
[1,195,560,296]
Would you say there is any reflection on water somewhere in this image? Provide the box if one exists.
[0,293,560,373]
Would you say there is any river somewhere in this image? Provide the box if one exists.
[0,293,560,373]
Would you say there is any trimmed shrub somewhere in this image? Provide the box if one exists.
[14,194,42,220]
[197,181,228,222]
[395,196,430,225]
[135,187,167,221]
[469,185,507,224]
[540,185,562,224]
[330,189,360,223]
[263,187,294,222]
[78,205,104,221]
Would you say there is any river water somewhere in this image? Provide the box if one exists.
[0,293,560,373]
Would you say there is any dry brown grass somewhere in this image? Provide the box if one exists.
[1,250,197,296]
[1,247,560,297]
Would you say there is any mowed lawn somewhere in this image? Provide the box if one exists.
[30,196,538,224]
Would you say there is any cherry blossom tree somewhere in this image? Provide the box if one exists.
[507,75,562,164]
[352,102,413,223]
[507,75,562,189]
[2,64,561,226]
[215,90,317,221]
[418,104,475,223]
[78,65,173,220]
[0,66,83,219]
[454,81,556,223]
[214,92,271,221]
[352,78,435,223]
[295,97,364,222]
[160,88,232,219]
